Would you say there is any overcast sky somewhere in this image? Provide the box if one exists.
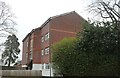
[2,0,93,60]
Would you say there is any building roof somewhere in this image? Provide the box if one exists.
[22,11,83,42]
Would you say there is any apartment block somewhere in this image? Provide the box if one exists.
[22,11,84,76]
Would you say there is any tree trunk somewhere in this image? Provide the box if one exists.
[8,59,10,67]
[8,52,11,67]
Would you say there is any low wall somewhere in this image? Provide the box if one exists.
[1,66,26,70]
[1,70,42,77]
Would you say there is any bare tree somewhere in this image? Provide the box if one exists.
[0,1,16,58]
[88,0,120,25]
[0,1,16,38]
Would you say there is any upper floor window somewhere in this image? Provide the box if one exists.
[30,39,33,51]
[30,51,32,60]
[26,52,28,59]
[27,42,28,47]
[41,36,44,42]
[45,33,49,41]
[41,49,44,55]
[45,47,49,55]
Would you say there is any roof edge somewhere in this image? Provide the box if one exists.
[22,11,84,42]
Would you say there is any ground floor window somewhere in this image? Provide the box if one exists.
[45,63,50,69]
[42,64,44,69]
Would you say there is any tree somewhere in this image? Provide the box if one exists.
[77,21,120,76]
[88,0,120,26]
[0,1,16,36]
[52,21,120,76]
[85,0,120,75]
[0,1,16,62]
[2,34,20,66]
[52,37,79,76]
[52,0,120,76]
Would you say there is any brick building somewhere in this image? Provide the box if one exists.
[22,11,84,76]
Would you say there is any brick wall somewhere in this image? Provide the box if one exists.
[22,11,84,66]
[50,12,83,44]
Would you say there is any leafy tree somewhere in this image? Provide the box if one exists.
[52,37,79,76]
[52,0,120,76]
[77,21,120,76]
[86,0,120,76]
[52,21,120,76]
[2,34,20,66]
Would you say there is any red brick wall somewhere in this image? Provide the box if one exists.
[50,12,83,44]
[32,28,41,64]
[22,35,30,65]
[22,12,84,65]
[40,23,50,64]
[29,23,50,64]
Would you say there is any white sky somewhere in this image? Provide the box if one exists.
[1,0,93,60]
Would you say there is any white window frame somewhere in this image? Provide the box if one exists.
[41,49,44,55]
[45,47,49,55]
[45,32,49,41]
[30,51,32,60]
[27,42,28,47]
[26,52,28,58]
[30,39,33,51]
[42,64,44,69]
[26,52,28,62]
[45,63,50,69]
[41,36,44,42]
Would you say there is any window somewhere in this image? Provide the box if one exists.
[27,42,28,47]
[26,52,28,62]
[30,51,32,60]
[45,47,49,55]
[26,52,28,58]
[41,36,44,42]
[45,63,50,69]
[30,39,33,51]
[41,49,44,55]
[42,64,44,69]
[45,33,49,41]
